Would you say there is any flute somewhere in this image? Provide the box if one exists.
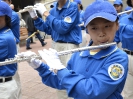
[118,9,133,15]
[18,0,57,13]
[0,42,116,66]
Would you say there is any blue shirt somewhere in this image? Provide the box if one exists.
[36,42,128,99]
[115,12,133,50]
[11,10,20,44]
[79,10,85,30]
[118,13,127,20]
[0,27,17,76]
[34,0,82,44]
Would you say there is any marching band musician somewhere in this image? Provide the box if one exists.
[0,1,18,99]
[115,0,133,98]
[2,0,22,98]
[17,0,128,99]
[74,0,88,47]
[113,0,127,20]
[24,0,82,98]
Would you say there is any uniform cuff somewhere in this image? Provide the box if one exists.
[46,14,56,27]
[57,69,73,80]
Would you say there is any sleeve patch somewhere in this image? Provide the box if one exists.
[108,63,124,80]
[64,16,72,23]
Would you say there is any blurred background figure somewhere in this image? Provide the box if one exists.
[18,13,27,27]
[26,14,47,50]
[113,0,127,20]
[74,0,88,47]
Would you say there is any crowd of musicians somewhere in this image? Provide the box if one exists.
[0,0,133,99]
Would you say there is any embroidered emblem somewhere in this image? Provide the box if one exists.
[64,16,72,23]
[108,63,124,80]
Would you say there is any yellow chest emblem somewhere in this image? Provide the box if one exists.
[64,16,72,23]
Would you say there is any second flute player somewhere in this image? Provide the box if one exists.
[16,0,128,99]
[25,0,82,98]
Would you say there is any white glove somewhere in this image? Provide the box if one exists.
[24,6,37,18]
[15,51,42,69]
[34,3,47,16]
[38,48,66,71]
[30,58,42,69]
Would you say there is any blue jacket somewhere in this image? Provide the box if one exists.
[36,42,128,99]
[11,10,20,44]
[34,0,82,44]
[115,12,133,50]
[118,13,127,20]
[0,27,17,76]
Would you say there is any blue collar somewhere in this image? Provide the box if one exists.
[0,27,9,33]
[80,42,118,59]
[56,0,70,9]
[128,12,133,19]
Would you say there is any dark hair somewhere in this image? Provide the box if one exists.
[113,4,123,7]
[120,4,123,7]
[50,5,54,8]
[80,4,83,10]
[127,0,132,7]
[5,15,11,28]
[8,0,12,2]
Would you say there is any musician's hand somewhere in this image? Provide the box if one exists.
[38,48,66,72]
[15,51,42,69]
[24,6,37,18]
[30,58,42,69]
[34,3,47,16]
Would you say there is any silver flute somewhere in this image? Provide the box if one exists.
[0,42,116,66]
[18,0,57,13]
[118,9,133,15]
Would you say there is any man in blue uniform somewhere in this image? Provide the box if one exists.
[17,0,128,99]
[0,1,18,99]
[2,0,21,98]
[113,0,127,20]
[24,0,82,98]
[115,0,133,98]
[74,0,88,47]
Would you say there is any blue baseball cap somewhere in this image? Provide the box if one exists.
[84,0,117,27]
[125,6,132,11]
[0,1,12,18]
[74,0,81,4]
[113,0,123,5]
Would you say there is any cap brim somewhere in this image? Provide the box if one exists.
[113,3,121,5]
[0,12,4,16]
[84,12,117,27]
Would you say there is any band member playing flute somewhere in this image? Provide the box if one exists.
[115,0,133,99]
[24,0,82,98]
[2,0,21,98]
[16,0,128,99]
[0,1,18,99]
[113,0,127,20]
